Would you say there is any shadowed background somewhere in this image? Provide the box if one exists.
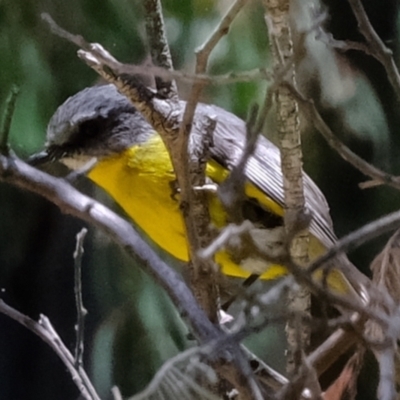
[0,0,399,398]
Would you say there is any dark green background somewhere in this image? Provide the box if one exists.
[0,0,399,398]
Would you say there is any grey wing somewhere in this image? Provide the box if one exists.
[196,103,337,248]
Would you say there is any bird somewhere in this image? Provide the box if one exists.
[29,83,369,303]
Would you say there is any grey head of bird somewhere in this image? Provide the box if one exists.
[29,84,154,169]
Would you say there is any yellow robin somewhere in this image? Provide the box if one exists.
[29,84,369,302]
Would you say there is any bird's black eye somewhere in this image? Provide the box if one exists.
[78,117,104,138]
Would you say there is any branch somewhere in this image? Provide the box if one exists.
[143,0,178,97]
[175,0,248,319]
[307,209,400,292]
[73,228,88,369]
[0,300,100,400]
[263,0,311,376]
[0,153,220,344]
[217,104,260,223]
[283,82,400,191]
[347,0,400,101]
[179,0,248,140]
[0,85,19,155]
[1,152,274,398]
[42,13,272,87]
[41,15,167,132]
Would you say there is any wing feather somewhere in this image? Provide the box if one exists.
[196,103,337,248]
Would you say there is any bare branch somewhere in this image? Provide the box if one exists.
[283,81,400,191]
[218,104,260,223]
[263,0,310,375]
[307,317,360,377]
[317,30,376,58]
[174,0,248,319]
[0,300,100,400]
[179,0,248,145]
[0,154,220,343]
[73,228,88,369]
[143,0,178,97]
[41,13,91,50]
[196,0,248,68]
[183,113,219,322]
[308,210,400,283]
[347,0,400,101]
[198,221,254,260]
[0,85,19,155]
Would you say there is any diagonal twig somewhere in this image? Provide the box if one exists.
[282,81,400,191]
[347,0,400,101]
[0,300,100,400]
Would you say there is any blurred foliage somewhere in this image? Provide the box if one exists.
[1,0,400,399]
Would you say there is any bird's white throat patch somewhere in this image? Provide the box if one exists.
[61,155,97,171]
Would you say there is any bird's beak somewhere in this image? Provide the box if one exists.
[27,150,53,166]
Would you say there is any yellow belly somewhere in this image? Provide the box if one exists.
[87,135,357,296]
[87,136,288,279]
[89,140,189,261]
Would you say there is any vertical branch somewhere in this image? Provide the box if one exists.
[262,0,310,375]
[141,0,220,320]
[172,0,248,321]
[178,0,247,320]
[73,228,88,369]
[0,85,19,155]
[143,0,178,98]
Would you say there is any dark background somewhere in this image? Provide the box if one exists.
[0,0,399,398]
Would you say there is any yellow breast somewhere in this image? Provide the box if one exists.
[87,135,305,281]
[89,135,190,262]
[87,134,358,297]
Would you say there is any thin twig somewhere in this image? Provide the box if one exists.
[283,81,400,191]
[112,64,273,86]
[0,85,19,155]
[41,13,91,50]
[73,228,88,369]
[0,300,100,400]
[347,0,400,101]
[180,0,248,136]
[43,11,271,87]
[198,221,253,260]
[218,104,260,223]
[43,9,272,87]
[317,30,376,58]
[308,209,400,283]
[176,0,248,279]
